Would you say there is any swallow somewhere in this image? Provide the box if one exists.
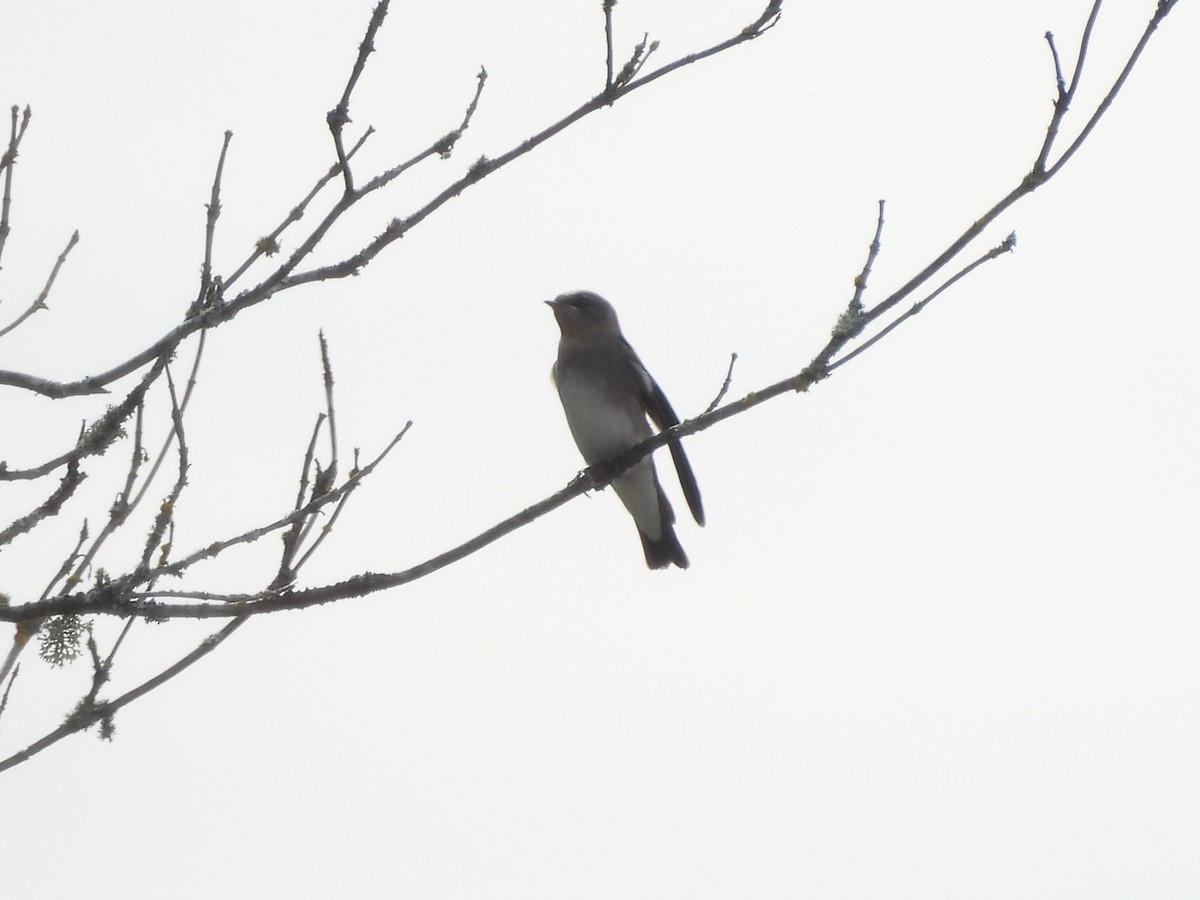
[547,290,704,569]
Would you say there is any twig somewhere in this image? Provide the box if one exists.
[127,330,207,513]
[327,0,389,193]
[138,367,190,571]
[197,130,233,308]
[1045,31,1068,97]
[603,0,617,88]
[612,33,658,90]
[278,2,784,291]
[1035,1,1102,173]
[84,423,410,595]
[3,425,411,621]
[275,415,327,589]
[0,616,248,773]
[829,232,1017,372]
[0,522,89,685]
[0,663,17,729]
[0,230,80,339]
[1042,0,1178,180]
[39,522,90,607]
[318,331,338,491]
[0,460,84,550]
[853,0,1177,337]
[222,127,374,292]
[0,105,32,268]
[832,200,886,343]
[287,336,342,563]
[705,353,738,414]
[0,353,170,481]
[353,67,488,200]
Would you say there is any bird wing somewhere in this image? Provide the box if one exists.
[623,337,705,527]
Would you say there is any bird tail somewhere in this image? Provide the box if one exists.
[639,484,689,569]
[640,525,689,569]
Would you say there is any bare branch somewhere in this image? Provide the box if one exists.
[0,1,779,400]
[276,414,326,589]
[318,331,338,492]
[221,127,374,293]
[1035,1,1102,173]
[0,0,1178,631]
[137,367,190,571]
[0,460,84,550]
[832,199,886,343]
[0,353,170,481]
[131,423,409,590]
[829,232,1017,372]
[1043,0,1179,179]
[197,130,233,305]
[0,0,1186,772]
[127,330,206,513]
[0,616,248,773]
[0,105,32,268]
[327,0,389,193]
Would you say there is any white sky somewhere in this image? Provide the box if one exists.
[2,0,1198,897]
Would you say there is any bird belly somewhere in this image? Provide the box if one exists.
[555,374,643,463]
[555,374,664,538]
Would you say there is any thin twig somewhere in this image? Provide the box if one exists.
[0,522,89,685]
[128,331,207,512]
[0,460,84,550]
[0,663,18,728]
[0,353,170,481]
[318,331,338,491]
[275,415,327,589]
[831,200,886,343]
[327,0,389,193]
[138,367,190,571]
[98,423,409,594]
[705,353,738,414]
[222,127,374,292]
[197,130,233,307]
[1044,0,1178,179]
[279,2,783,291]
[1045,31,1067,97]
[0,105,32,268]
[613,33,659,90]
[0,230,80,339]
[0,616,248,773]
[829,232,1017,372]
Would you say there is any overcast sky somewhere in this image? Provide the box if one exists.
[2,1,1198,897]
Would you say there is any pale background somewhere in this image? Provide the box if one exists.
[1,1,1198,897]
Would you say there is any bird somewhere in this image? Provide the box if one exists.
[546,290,704,569]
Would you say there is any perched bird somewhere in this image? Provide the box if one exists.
[547,291,704,569]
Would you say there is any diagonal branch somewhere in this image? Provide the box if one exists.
[0,0,782,402]
[327,0,389,193]
[0,230,79,340]
[0,0,1177,629]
